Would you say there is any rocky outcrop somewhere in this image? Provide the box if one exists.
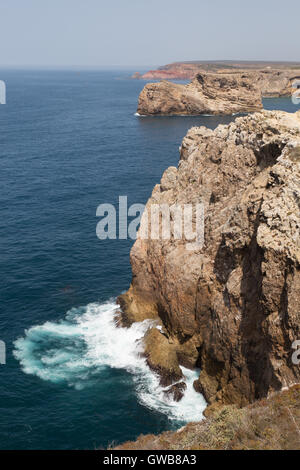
[137,72,263,116]
[142,327,183,386]
[137,70,300,116]
[118,110,300,407]
[163,382,187,402]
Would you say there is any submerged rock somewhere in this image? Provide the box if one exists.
[164,382,187,402]
[120,110,300,407]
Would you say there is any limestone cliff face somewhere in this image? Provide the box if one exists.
[256,69,300,97]
[118,110,300,407]
[137,70,300,116]
[138,62,204,80]
[137,72,263,116]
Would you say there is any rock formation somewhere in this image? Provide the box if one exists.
[254,69,300,97]
[118,110,300,407]
[136,69,300,116]
[142,327,183,386]
[163,382,187,402]
[137,72,263,116]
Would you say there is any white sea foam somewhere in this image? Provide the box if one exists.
[13,301,206,422]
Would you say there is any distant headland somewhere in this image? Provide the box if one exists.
[134,61,300,116]
[132,60,300,80]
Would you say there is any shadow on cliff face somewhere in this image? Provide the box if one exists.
[238,207,282,401]
[255,142,286,169]
[205,136,300,405]
[208,201,283,405]
[279,258,298,372]
[211,190,299,405]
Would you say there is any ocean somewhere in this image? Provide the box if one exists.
[0,69,298,449]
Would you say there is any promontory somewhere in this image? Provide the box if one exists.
[136,68,300,116]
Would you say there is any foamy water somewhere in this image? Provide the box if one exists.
[13,301,206,422]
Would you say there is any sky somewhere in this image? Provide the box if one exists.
[0,0,299,68]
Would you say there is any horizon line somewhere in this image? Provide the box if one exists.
[0,59,300,71]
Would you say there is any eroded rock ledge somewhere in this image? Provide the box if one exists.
[118,110,300,407]
[137,70,300,116]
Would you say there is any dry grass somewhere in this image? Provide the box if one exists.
[115,385,300,450]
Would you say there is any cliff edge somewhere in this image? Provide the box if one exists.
[116,385,300,450]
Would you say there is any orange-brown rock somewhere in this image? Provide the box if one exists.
[117,285,158,327]
[119,110,300,407]
[142,327,183,386]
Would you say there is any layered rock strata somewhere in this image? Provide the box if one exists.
[137,72,263,116]
[137,70,300,116]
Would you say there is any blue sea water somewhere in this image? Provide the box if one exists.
[0,69,298,450]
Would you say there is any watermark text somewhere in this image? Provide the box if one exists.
[96,196,204,251]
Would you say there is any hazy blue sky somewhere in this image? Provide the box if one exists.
[0,0,299,68]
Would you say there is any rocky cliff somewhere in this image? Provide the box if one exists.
[137,70,300,116]
[118,110,300,408]
[137,72,263,116]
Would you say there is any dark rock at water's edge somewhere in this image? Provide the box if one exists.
[163,382,187,402]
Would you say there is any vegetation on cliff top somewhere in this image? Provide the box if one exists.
[116,385,300,450]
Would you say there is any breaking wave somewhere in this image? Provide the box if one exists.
[13,301,206,422]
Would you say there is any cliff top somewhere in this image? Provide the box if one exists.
[116,385,300,450]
